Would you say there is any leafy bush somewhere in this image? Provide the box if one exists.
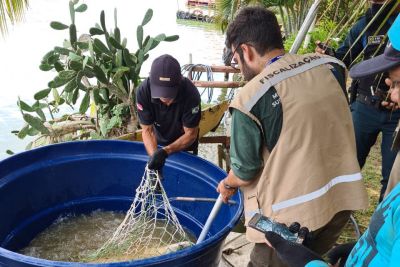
[284,18,349,54]
[14,0,179,149]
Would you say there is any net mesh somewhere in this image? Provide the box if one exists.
[90,167,193,262]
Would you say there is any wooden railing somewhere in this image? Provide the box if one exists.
[186,65,244,89]
[185,65,243,171]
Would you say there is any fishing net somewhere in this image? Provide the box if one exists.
[90,167,193,262]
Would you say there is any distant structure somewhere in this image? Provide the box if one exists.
[186,0,215,8]
[176,0,215,23]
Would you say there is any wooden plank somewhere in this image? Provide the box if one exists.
[193,80,243,88]
[190,65,241,73]
[199,136,230,146]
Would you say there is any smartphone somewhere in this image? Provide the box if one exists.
[317,42,335,56]
[248,213,301,243]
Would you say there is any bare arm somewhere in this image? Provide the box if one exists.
[163,126,199,155]
[224,169,253,187]
[217,170,254,203]
[141,124,158,156]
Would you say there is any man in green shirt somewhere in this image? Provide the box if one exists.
[216,6,368,267]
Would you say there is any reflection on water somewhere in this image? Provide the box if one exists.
[0,0,226,160]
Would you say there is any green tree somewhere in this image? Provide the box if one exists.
[0,0,29,35]
[215,0,315,36]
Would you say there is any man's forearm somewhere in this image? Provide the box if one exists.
[224,169,253,188]
[141,125,158,156]
[164,128,198,154]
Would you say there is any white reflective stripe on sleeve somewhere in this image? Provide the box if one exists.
[271,172,362,212]
[244,57,345,112]
[245,209,262,218]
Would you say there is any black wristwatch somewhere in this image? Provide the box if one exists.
[223,179,237,190]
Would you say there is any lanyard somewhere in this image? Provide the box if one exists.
[266,54,285,67]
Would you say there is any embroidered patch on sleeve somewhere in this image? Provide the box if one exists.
[136,103,143,111]
[192,106,200,114]
[367,35,385,46]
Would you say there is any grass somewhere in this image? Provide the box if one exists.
[338,138,381,243]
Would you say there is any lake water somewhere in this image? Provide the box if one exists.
[0,0,226,160]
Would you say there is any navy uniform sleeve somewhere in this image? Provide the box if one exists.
[335,17,366,67]
[182,79,201,128]
[136,79,154,125]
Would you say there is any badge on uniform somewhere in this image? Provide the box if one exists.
[368,35,386,46]
[192,105,200,114]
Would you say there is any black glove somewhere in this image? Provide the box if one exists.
[148,148,168,170]
[265,231,324,267]
[286,222,313,247]
[327,242,356,267]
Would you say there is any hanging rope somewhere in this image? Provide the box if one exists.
[181,64,215,103]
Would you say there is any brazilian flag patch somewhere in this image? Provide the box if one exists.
[192,106,200,114]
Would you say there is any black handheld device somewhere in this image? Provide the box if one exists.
[248,213,303,244]
[317,42,335,57]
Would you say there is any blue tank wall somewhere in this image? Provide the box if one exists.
[0,140,243,267]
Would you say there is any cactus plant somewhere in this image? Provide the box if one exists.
[13,0,179,148]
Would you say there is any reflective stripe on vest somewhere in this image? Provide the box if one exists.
[272,172,362,212]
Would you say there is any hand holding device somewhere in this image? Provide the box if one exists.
[316,41,335,56]
[248,213,305,244]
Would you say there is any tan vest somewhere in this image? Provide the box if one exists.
[230,53,369,243]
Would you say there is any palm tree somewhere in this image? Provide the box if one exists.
[215,0,314,36]
[0,0,29,35]
[215,0,254,32]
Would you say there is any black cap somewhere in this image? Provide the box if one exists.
[349,14,400,78]
[150,54,182,99]
[349,43,400,79]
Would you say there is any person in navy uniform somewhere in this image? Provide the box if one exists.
[136,54,201,170]
[316,0,400,202]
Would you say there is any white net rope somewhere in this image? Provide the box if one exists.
[91,167,193,262]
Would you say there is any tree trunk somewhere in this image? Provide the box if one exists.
[278,5,289,38]
[334,0,342,22]
[284,4,293,35]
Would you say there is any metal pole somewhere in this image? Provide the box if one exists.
[169,196,237,205]
[196,194,224,244]
[289,0,322,54]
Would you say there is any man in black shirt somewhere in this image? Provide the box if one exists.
[136,54,201,170]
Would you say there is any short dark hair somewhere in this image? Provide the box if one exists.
[225,6,284,56]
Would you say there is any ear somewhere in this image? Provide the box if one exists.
[241,44,256,65]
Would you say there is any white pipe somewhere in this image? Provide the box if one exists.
[169,196,237,205]
[303,16,317,50]
[290,0,322,54]
[196,194,224,244]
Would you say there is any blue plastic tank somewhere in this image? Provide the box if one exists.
[0,140,243,267]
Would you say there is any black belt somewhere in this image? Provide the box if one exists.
[356,94,380,109]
